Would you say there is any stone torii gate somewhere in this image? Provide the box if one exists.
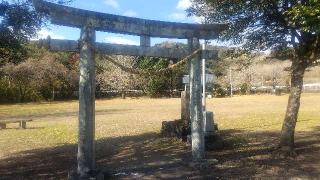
[33,0,227,178]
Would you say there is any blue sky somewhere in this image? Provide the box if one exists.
[38,0,203,45]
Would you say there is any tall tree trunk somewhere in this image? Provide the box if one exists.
[279,59,306,153]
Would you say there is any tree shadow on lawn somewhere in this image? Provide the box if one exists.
[0,132,206,179]
[0,128,320,179]
[210,127,320,179]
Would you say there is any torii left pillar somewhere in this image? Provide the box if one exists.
[77,25,97,179]
[189,38,205,161]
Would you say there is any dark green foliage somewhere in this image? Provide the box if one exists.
[212,83,227,97]
[138,57,171,97]
[240,83,249,95]
[0,1,43,41]
[0,0,73,66]
[285,0,320,34]
[144,76,169,97]
[269,47,294,60]
[0,45,78,103]
[0,0,44,66]
[139,41,188,98]
[189,0,320,62]
[138,55,187,97]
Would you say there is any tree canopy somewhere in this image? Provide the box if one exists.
[189,0,320,154]
[286,0,320,34]
[0,0,42,65]
[189,0,320,61]
[0,0,72,66]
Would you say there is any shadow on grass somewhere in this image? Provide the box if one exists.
[0,132,202,179]
[207,127,320,179]
[0,128,320,179]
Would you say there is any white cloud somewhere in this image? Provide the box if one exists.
[177,0,192,10]
[104,0,119,9]
[191,16,204,24]
[105,36,139,45]
[168,13,187,21]
[168,12,204,24]
[123,10,138,17]
[32,29,64,40]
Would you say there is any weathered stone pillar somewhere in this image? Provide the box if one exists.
[78,25,96,178]
[202,43,206,112]
[140,35,151,47]
[204,111,214,135]
[188,38,205,161]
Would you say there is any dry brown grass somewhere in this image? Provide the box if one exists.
[0,93,319,179]
[1,94,319,157]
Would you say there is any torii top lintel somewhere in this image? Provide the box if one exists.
[33,0,228,39]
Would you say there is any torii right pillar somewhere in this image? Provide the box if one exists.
[188,38,205,161]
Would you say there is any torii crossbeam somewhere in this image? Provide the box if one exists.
[32,0,227,178]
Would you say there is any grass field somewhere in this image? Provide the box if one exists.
[0,94,319,179]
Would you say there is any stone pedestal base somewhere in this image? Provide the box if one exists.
[162,114,222,151]
[185,110,222,150]
[205,133,224,150]
[161,120,190,140]
[203,111,221,150]
[188,158,219,169]
[188,133,224,150]
[68,170,104,180]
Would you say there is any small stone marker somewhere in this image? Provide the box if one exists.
[203,112,224,150]
[203,111,215,136]
[181,91,190,125]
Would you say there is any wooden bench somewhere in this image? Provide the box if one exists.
[0,119,32,129]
